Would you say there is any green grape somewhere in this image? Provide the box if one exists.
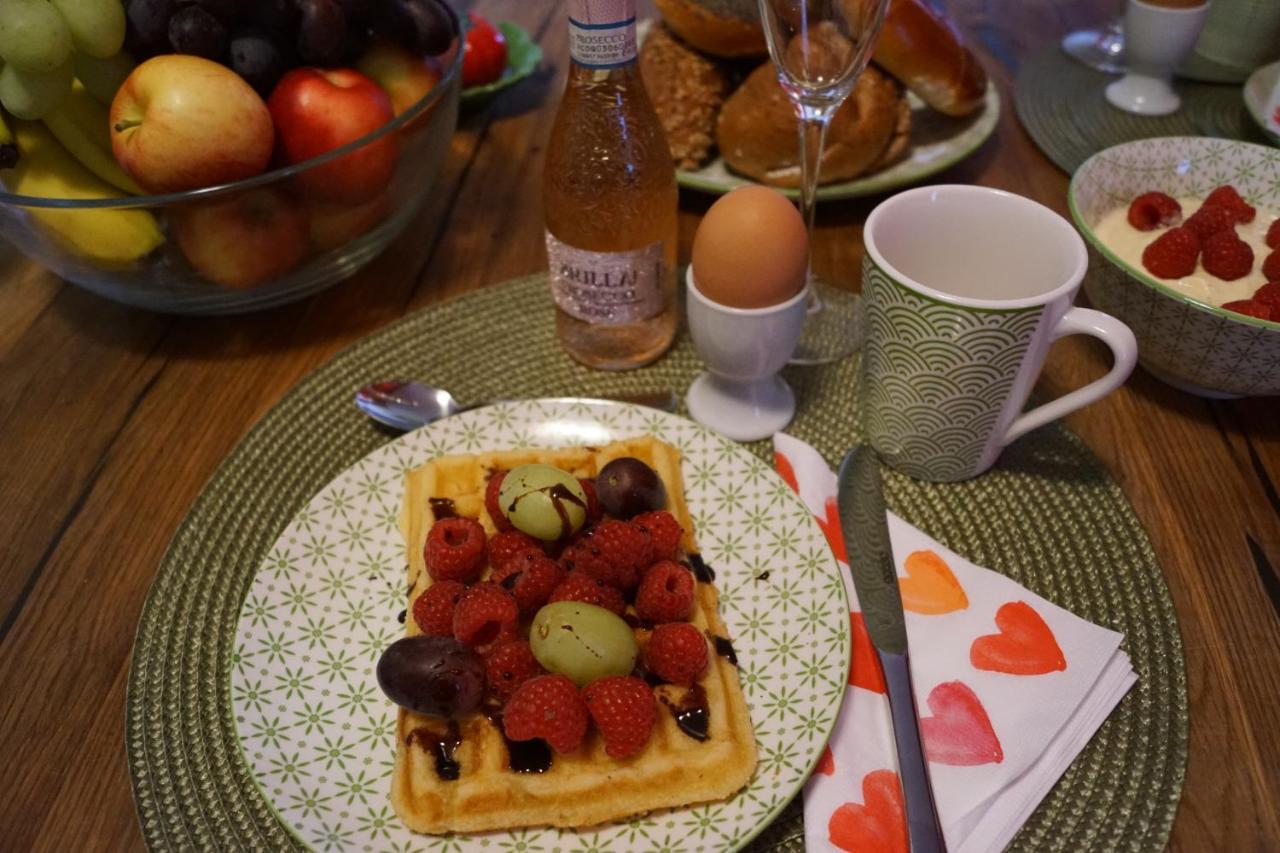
[0,0,74,73]
[530,602,638,687]
[0,57,75,119]
[52,0,127,59]
[498,464,588,541]
[74,50,134,105]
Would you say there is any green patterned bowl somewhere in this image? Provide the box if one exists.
[1069,137,1280,398]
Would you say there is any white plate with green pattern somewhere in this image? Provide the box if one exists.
[677,82,1001,202]
[230,398,849,851]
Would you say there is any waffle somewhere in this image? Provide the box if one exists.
[391,436,758,834]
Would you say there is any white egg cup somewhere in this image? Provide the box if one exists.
[685,267,808,442]
[1105,0,1209,116]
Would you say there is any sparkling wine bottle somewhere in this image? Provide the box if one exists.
[543,0,678,370]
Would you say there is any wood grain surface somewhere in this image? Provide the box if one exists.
[1,1,1277,850]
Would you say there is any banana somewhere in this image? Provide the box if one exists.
[42,79,142,194]
[3,119,163,267]
[0,109,17,168]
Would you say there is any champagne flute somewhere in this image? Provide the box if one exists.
[1062,15,1127,74]
[758,0,890,365]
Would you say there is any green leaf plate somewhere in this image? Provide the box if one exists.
[461,21,542,106]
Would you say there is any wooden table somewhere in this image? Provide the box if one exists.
[1,1,1277,849]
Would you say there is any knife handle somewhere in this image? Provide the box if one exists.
[880,650,948,853]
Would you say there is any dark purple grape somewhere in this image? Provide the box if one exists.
[334,0,376,25]
[126,0,179,58]
[195,0,247,24]
[248,0,300,35]
[230,30,285,94]
[374,0,455,56]
[376,635,486,719]
[169,6,228,59]
[296,0,347,65]
[596,458,667,519]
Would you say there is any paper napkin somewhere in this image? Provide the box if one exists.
[772,434,1137,853]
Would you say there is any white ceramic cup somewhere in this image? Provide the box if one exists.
[685,266,808,442]
[860,185,1139,482]
[1106,0,1211,115]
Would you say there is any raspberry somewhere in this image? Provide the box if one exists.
[425,517,488,582]
[1183,204,1234,241]
[452,582,519,651]
[412,580,466,636]
[484,640,545,701]
[635,560,695,623]
[489,529,542,572]
[491,552,565,615]
[1254,281,1280,308]
[1222,300,1273,321]
[1204,185,1256,223]
[1267,219,1280,250]
[579,477,603,524]
[485,470,512,531]
[560,519,651,592]
[582,676,656,759]
[1141,226,1200,279]
[632,511,682,562]
[1201,231,1254,281]
[502,674,589,753]
[643,622,709,686]
[1262,249,1280,282]
[548,572,626,615]
[1126,191,1182,230]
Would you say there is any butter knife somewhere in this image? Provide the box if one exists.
[837,445,947,853]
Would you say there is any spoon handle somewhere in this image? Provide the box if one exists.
[462,391,679,414]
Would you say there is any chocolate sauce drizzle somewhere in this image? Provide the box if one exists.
[428,497,458,519]
[406,720,463,781]
[712,636,739,667]
[753,570,771,582]
[661,684,710,742]
[485,705,553,773]
[687,553,715,582]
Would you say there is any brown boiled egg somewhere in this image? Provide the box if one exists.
[691,185,808,309]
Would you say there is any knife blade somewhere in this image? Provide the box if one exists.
[837,445,947,853]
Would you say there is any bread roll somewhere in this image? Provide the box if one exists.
[640,23,735,170]
[653,0,768,58]
[716,61,909,187]
[866,0,987,117]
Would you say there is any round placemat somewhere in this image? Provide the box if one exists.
[127,274,1188,851]
[1015,45,1271,174]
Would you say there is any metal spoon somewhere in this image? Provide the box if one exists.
[355,380,679,432]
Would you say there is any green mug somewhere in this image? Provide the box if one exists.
[859,185,1138,482]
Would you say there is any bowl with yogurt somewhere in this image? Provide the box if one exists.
[1070,136,1280,398]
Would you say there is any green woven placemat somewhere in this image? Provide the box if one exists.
[1015,45,1271,174]
[126,274,1187,851]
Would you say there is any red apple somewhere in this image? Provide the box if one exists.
[172,188,309,289]
[306,191,394,251]
[356,38,442,120]
[110,55,274,193]
[268,68,397,205]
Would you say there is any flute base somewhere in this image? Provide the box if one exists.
[789,283,864,365]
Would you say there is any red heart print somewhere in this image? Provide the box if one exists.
[920,681,1003,766]
[775,451,799,492]
[775,451,847,563]
[815,744,835,776]
[828,769,907,853]
[850,611,887,694]
[971,601,1067,675]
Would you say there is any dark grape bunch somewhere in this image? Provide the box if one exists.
[124,0,456,94]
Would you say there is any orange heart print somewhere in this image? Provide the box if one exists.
[971,601,1067,675]
[899,550,969,614]
[828,769,908,853]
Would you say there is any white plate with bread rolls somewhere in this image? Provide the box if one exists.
[640,0,1000,200]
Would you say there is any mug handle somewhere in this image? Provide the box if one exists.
[1002,308,1138,446]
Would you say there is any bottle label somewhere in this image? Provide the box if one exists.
[546,231,665,325]
[567,0,637,68]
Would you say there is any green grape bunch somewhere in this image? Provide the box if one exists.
[0,0,126,119]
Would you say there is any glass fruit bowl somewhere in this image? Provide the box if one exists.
[0,15,461,316]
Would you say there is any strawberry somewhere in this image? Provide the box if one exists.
[634,560,695,623]
[582,676,656,759]
[1141,227,1200,279]
[644,622,709,686]
[425,517,488,583]
[452,582,519,651]
[1126,191,1182,230]
[412,580,466,636]
[1201,231,1254,281]
[502,674,589,753]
